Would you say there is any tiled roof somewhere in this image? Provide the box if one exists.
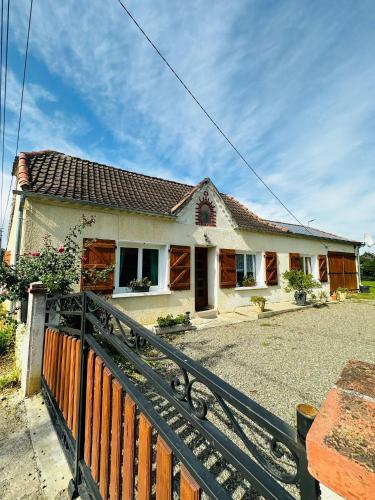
[13,150,286,234]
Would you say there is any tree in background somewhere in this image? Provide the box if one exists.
[360,252,375,281]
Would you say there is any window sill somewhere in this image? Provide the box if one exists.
[112,290,172,298]
[235,285,268,291]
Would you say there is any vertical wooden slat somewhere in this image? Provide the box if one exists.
[91,356,103,482]
[109,379,123,500]
[58,335,67,410]
[180,465,201,500]
[45,329,51,385]
[84,349,95,466]
[42,328,48,377]
[72,339,81,439]
[44,328,49,383]
[156,437,173,500]
[63,337,72,420]
[67,338,77,430]
[99,368,112,500]
[122,395,136,500]
[50,331,59,397]
[137,414,152,500]
[55,333,63,405]
[47,329,53,387]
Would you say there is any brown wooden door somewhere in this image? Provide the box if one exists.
[195,247,208,311]
[328,252,358,292]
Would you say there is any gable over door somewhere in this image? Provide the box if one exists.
[328,252,358,292]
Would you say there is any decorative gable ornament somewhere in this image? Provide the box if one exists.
[195,191,216,226]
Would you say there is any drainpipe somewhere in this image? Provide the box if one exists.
[14,192,26,264]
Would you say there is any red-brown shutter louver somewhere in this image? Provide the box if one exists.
[265,252,278,285]
[169,245,191,290]
[219,249,236,288]
[318,255,328,282]
[81,238,116,294]
[289,253,301,270]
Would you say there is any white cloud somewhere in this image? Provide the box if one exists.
[8,0,375,244]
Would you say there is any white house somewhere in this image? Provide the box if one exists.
[5,151,362,324]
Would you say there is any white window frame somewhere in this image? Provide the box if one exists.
[300,255,318,278]
[235,252,263,288]
[115,242,168,294]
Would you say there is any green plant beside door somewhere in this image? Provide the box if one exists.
[282,270,321,306]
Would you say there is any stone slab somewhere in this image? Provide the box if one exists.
[24,394,72,498]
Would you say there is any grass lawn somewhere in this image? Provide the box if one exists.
[351,280,375,300]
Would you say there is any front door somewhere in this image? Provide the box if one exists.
[195,247,208,311]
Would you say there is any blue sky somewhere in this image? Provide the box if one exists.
[3,0,375,243]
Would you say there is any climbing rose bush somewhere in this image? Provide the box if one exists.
[0,215,110,301]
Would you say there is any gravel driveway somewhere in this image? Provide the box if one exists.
[171,302,375,426]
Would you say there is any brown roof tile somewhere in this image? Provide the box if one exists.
[13,150,286,233]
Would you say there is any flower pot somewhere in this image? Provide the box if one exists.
[331,292,337,301]
[132,286,150,293]
[254,302,265,313]
[337,291,347,302]
[294,291,307,306]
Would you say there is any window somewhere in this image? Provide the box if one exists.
[199,204,211,225]
[118,246,162,290]
[236,253,256,286]
[301,256,312,275]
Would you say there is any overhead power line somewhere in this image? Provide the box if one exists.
[115,0,326,243]
[2,0,34,230]
[0,0,9,228]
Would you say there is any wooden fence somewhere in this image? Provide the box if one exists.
[43,328,201,500]
[41,292,318,500]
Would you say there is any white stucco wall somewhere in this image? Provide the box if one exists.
[6,185,358,324]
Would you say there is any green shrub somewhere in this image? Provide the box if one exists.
[156,313,190,328]
[250,295,266,305]
[282,270,321,294]
[0,317,17,355]
[0,366,20,391]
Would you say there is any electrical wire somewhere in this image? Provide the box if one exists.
[0,0,9,228]
[116,0,325,243]
[2,0,34,229]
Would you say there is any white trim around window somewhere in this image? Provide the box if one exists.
[114,241,168,295]
[300,255,318,278]
[234,251,266,289]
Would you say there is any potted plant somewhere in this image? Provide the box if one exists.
[282,270,321,306]
[336,287,348,302]
[153,312,195,334]
[129,277,152,293]
[242,276,256,287]
[250,295,266,313]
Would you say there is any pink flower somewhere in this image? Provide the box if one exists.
[58,246,64,253]
[31,252,40,257]
[81,255,88,264]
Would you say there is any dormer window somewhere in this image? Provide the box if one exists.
[195,191,216,226]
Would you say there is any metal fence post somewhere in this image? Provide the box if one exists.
[296,404,320,499]
[69,292,89,498]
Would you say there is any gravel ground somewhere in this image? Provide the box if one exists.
[171,301,375,426]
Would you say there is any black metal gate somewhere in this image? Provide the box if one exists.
[41,291,318,499]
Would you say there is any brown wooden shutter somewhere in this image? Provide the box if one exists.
[219,249,236,288]
[169,245,191,290]
[3,250,11,266]
[318,255,328,282]
[289,253,301,270]
[265,251,278,285]
[81,238,116,294]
